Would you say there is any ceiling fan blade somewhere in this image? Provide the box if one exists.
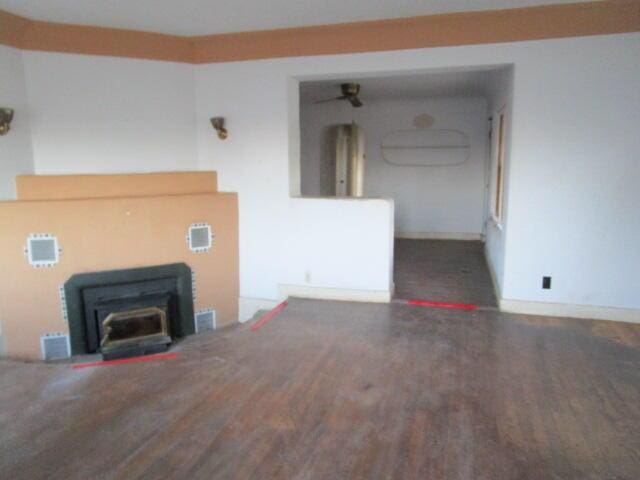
[314,95,345,104]
[349,96,363,108]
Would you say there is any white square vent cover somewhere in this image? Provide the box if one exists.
[25,234,60,267]
[40,333,70,360]
[195,309,216,333]
[187,223,214,253]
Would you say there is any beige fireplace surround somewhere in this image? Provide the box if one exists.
[0,171,239,359]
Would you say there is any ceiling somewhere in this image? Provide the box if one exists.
[0,0,590,36]
[300,67,510,104]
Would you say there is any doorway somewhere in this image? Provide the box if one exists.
[298,66,512,306]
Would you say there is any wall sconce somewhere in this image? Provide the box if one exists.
[210,117,228,140]
[0,108,14,135]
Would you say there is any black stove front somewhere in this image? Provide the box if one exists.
[64,263,194,359]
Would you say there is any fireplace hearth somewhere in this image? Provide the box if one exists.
[64,263,194,359]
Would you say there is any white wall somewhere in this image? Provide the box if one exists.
[4,31,638,319]
[282,197,394,294]
[194,62,395,308]
[22,52,198,174]
[300,96,489,238]
[504,38,640,310]
[0,46,34,199]
[196,32,640,314]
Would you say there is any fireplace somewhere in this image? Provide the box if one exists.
[64,263,194,359]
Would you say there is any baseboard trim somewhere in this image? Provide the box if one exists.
[238,297,281,323]
[395,232,484,241]
[500,298,640,324]
[279,284,392,303]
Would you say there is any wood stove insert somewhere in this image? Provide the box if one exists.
[64,263,194,359]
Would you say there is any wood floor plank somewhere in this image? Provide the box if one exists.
[0,298,639,479]
[394,239,498,306]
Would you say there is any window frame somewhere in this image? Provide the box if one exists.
[490,107,507,227]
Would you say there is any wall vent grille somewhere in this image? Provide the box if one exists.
[195,309,216,333]
[41,333,70,360]
[186,223,213,252]
[25,234,61,267]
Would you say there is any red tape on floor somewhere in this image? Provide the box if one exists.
[407,299,477,310]
[72,352,179,369]
[251,301,288,331]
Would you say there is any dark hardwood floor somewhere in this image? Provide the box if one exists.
[394,239,497,306]
[1,298,639,479]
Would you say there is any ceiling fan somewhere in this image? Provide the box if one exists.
[314,83,363,108]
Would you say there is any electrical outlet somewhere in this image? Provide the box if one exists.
[542,276,552,289]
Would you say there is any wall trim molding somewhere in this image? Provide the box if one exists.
[500,298,640,324]
[279,284,391,303]
[2,2,639,64]
[396,231,484,241]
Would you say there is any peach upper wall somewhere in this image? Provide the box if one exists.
[0,189,238,359]
[17,172,218,200]
[0,9,192,62]
[191,1,640,63]
[1,2,639,63]
[0,9,29,49]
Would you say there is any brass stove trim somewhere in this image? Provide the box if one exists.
[101,306,169,350]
